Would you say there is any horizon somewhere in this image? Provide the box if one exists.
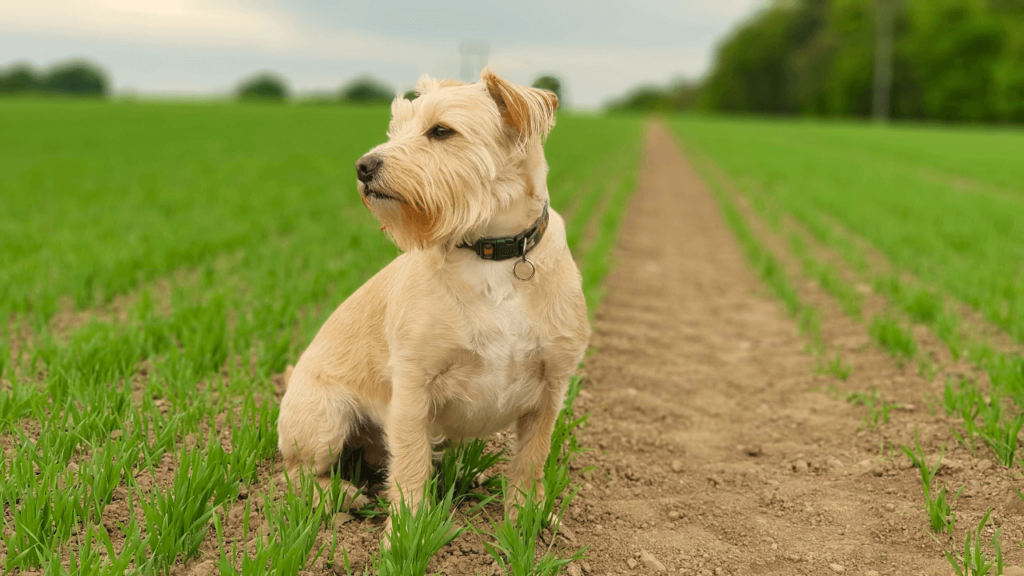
[0,0,768,109]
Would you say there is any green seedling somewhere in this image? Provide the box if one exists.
[870,313,917,366]
[480,478,586,576]
[942,509,1003,576]
[816,353,851,381]
[437,439,504,502]
[846,389,895,428]
[901,431,959,534]
[374,480,465,576]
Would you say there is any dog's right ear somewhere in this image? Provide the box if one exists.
[480,67,558,141]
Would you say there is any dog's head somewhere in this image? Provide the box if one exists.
[355,67,558,251]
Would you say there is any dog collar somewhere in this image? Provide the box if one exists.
[459,203,549,262]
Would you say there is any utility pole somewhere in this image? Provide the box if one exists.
[872,0,895,122]
[459,40,489,82]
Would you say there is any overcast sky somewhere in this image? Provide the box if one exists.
[1,0,767,108]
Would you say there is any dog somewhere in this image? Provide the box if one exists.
[276,67,589,521]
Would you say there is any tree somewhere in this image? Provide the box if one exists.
[42,60,108,96]
[339,76,394,104]
[403,90,418,101]
[607,80,700,113]
[531,75,562,104]
[236,72,288,101]
[696,0,1024,123]
[0,62,41,94]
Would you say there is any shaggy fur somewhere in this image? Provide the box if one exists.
[276,67,589,520]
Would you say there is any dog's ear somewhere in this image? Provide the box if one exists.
[480,67,558,141]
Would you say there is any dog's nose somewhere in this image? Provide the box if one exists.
[356,155,382,183]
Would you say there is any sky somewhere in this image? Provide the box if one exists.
[0,0,768,109]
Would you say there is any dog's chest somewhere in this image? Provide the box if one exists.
[465,266,540,386]
[435,262,544,436]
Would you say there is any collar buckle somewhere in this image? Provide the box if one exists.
[462,203,549,262]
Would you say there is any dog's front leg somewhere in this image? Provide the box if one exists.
[384,378,434,521]
[507,379,565,512]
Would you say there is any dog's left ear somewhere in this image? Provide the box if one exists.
[481,67,558,141]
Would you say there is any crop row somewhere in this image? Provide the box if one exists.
[670,118,1023,570]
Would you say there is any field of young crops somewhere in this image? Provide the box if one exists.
[0,100,642,575]
[672,116,1024,571]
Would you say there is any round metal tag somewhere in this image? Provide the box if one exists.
[512,258,536,281]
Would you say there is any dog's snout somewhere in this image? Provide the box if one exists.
[356,155,382,183]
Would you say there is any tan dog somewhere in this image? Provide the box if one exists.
[276,67,589,518]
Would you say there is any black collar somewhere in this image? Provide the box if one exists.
[459,203,550,261]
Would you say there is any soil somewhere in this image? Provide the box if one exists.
[560,124,1024,576]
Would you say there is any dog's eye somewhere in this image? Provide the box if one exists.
[427,125,456,140]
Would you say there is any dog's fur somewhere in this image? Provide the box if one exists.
[276,67,589,517]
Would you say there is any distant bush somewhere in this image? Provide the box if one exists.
[340,76,394,104]
[532,75,563,104]
[607,80,700,113]
[403,89,418,101]
[43,60,109,96]
[236,72,288,101]
[0,62,41,94]
[0,59,108,97]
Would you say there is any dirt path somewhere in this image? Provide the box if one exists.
[564,124,1024,576]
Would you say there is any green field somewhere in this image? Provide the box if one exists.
[0,100,642,574]
[5,98,1024,574]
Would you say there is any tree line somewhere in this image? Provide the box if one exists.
[239,72,563,105]
[612,0,1024,123]
[0,59,565,107]
[0,60,109,96]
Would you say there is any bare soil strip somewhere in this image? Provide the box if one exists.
[567,123,1024,575]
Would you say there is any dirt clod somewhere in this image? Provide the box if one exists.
[332,512,355,527]
[640,550,666,571]
[189,560,216,576]
[828,563,845,574]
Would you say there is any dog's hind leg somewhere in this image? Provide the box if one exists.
[277,376,371,511]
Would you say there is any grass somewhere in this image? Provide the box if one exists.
[845,389,896,429]
[901,432,960,535]
[942,509,1004,576]
[816,354,851,381]
[942,376,1024,467]
[869,313,918,366]
[480,480,584,576]
[372,481,465,576]
[671,116,1024,346]
[436,439,505,502]
[0,100,642,574]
